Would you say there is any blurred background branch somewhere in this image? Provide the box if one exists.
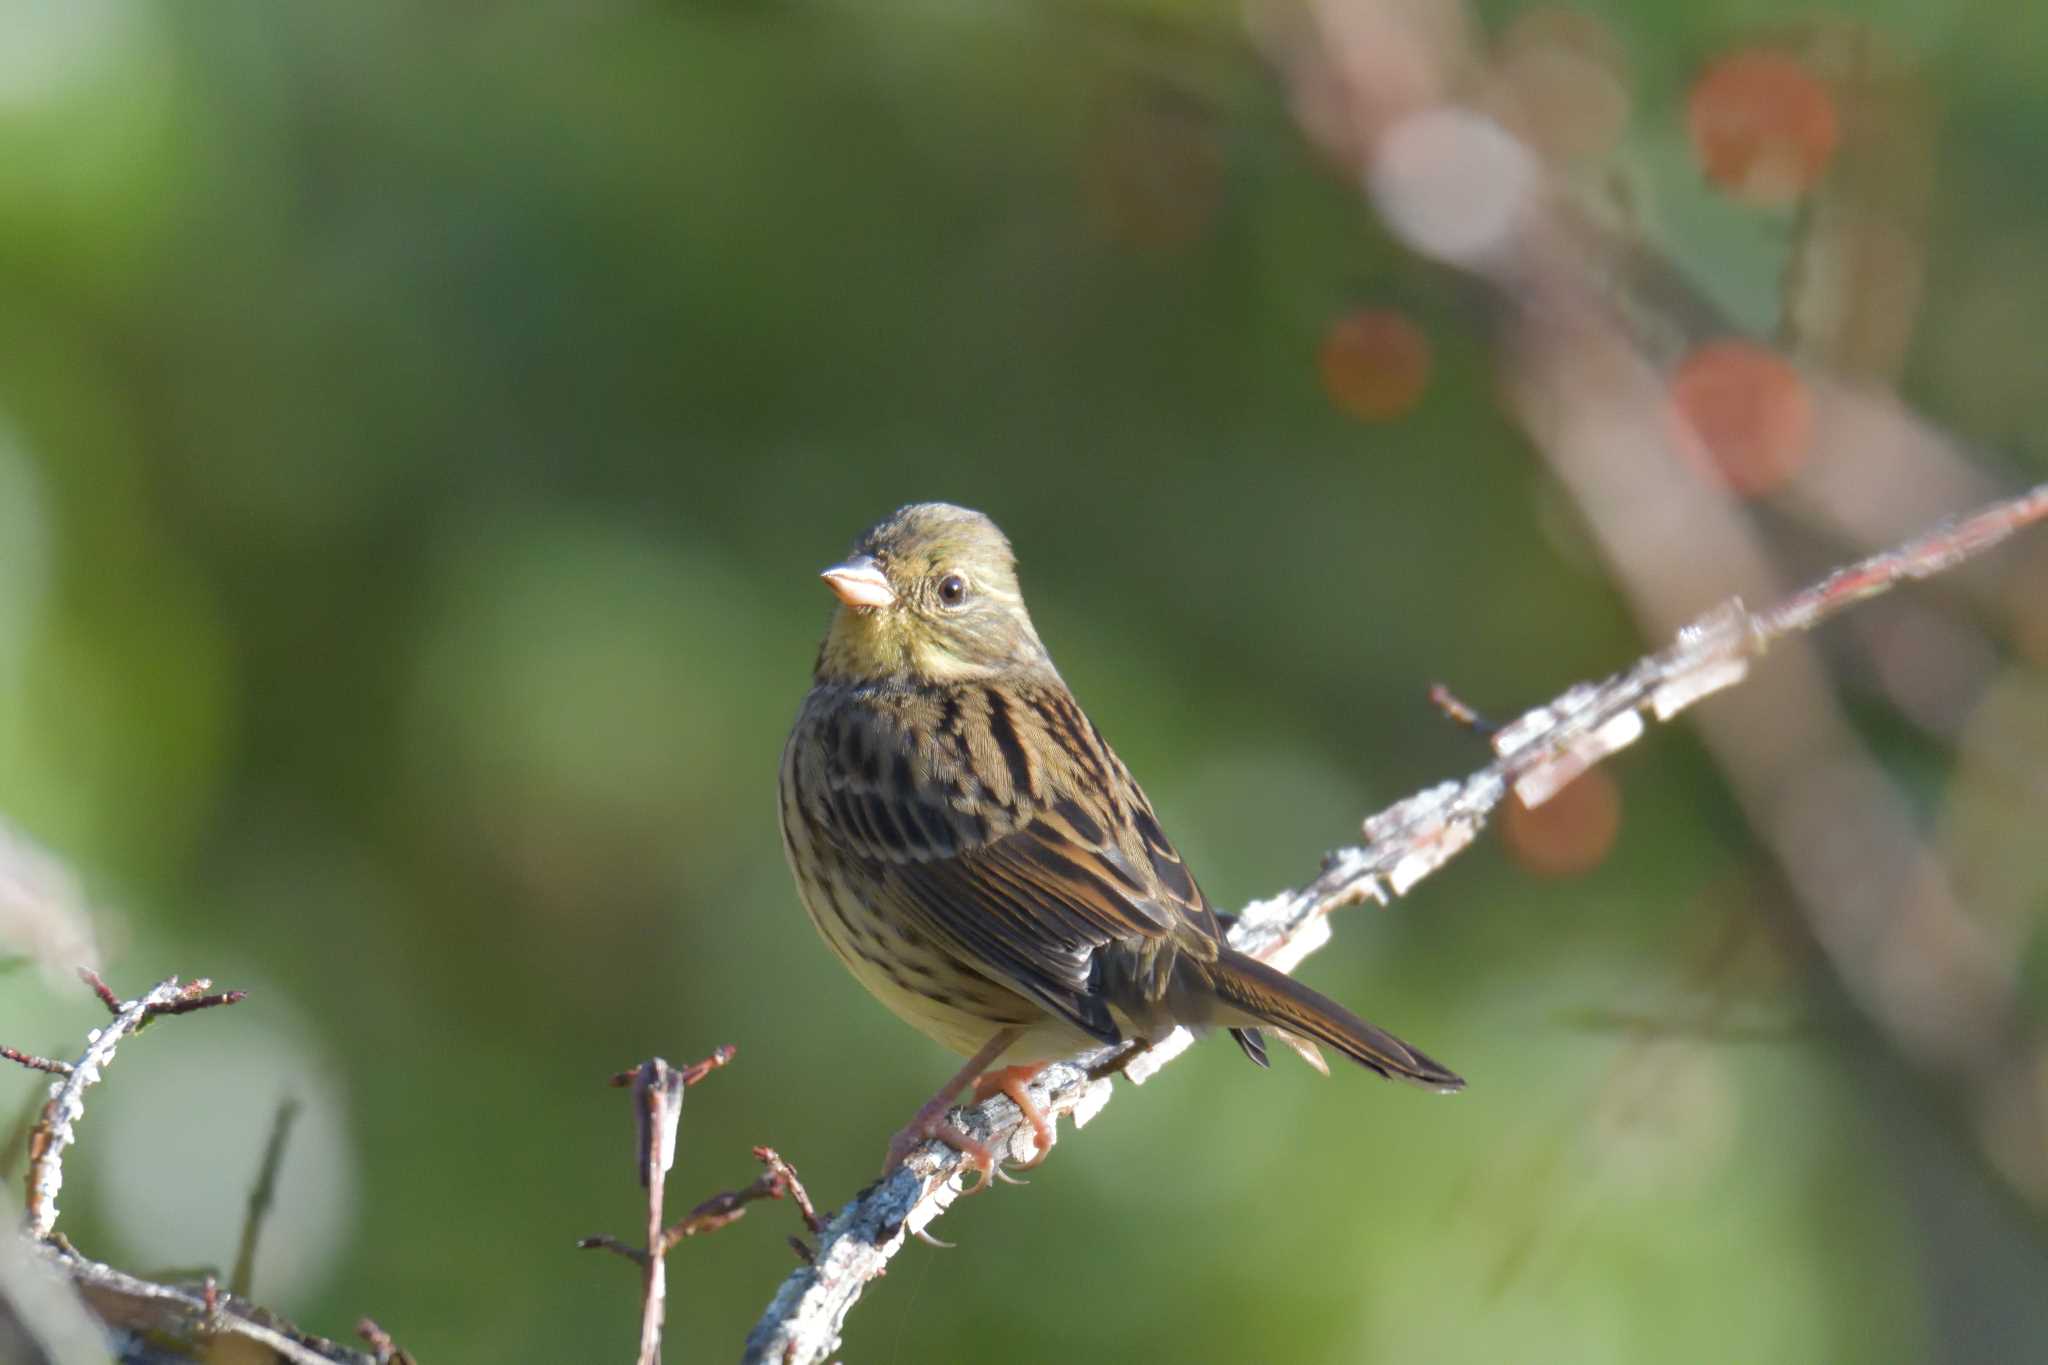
[1257,0,2048,1213]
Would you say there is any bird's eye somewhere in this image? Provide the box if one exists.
[937,573,969,608]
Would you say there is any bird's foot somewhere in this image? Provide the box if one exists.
[883,1112,997,1194]
[969,1063,1054,1169]
[881,1027,1025,1196]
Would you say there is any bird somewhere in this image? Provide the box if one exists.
[778,502,1461,1182]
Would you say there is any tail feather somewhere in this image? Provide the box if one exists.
[1207,947,1463,1091]
[1228,1026,1269,1068]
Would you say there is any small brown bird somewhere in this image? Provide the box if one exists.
[779,503,1460,1180]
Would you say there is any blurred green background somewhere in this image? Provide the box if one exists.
[3,1,2046,1361]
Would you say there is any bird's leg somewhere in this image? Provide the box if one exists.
[883,1028,1021,1192]
[968,1063,1055,1168]
[1085,1035,1156,1081]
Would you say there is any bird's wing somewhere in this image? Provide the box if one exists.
[804,682,1220,1044]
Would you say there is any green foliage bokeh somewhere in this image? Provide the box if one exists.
[2,2,2045,1361]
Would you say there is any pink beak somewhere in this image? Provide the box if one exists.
[820,555,896,609]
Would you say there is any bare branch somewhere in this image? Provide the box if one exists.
[19,974,249,1241]
[1755,484,2048,637]
[578,1048,738,1365]
[606,1044,735,1093]
[633,1059,684,1365]
[740,481,2048,1365]
[0,1045,69,1077]
[77,967,122,1016]
[6,969,390,1361]
[581,1049,832,1362]
[639,1147,824,1258]
[657,1171,785,1252]
[754,1147,823,1236]
[25,1239,375,1365]
[154,988,250,1017]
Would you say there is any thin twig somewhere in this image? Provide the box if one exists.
[7,970,372,1361]
[21,974,248,1240]
[156,988,250,1016]
[755,1147,823,1235]
[740,480,2048,1365]
[1426,683,1494,735]
[1,1044,71,1076]
[579,1049,733,1365]
[357,1316,415,1364]
[634,1060,683,1365]
[658,1171,785,1251]
[607,1044,735,1092]
[229,1098,302,1299]
[77,967,121,1015]
[677,1045,737,1088]
[644,1146,823,1255]
[580,1051,826,1359]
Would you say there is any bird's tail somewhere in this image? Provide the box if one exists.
[1205,947,1463,1091]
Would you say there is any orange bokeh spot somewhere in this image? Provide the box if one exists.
[1318,309,1431,422]
[1669,340,1813,497]
[1688,49,1839,205]
[1502,768,1621,879]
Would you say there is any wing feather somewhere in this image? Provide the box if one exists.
[796,680,1222,1046]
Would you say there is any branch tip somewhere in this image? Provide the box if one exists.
[681,1043,738,1087]
[157,988,249,1016]
[358,1316,416,1365]
[1427,683,1494,735]
[77,967,121,1014]
[1,1044,71,1075]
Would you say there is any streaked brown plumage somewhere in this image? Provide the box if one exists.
[779,503,1460,1173]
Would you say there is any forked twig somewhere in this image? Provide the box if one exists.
[7,973,248,1241]
[577,1048,734,1365]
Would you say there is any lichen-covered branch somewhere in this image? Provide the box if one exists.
[16,1238,381,1365]
[740,480,2048,1365]
[19,972,247,1241]
[3,972,388,1364]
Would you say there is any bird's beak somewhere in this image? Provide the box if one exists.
[820,555,897,609]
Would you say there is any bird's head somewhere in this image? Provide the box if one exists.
[813,503,1052,685]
